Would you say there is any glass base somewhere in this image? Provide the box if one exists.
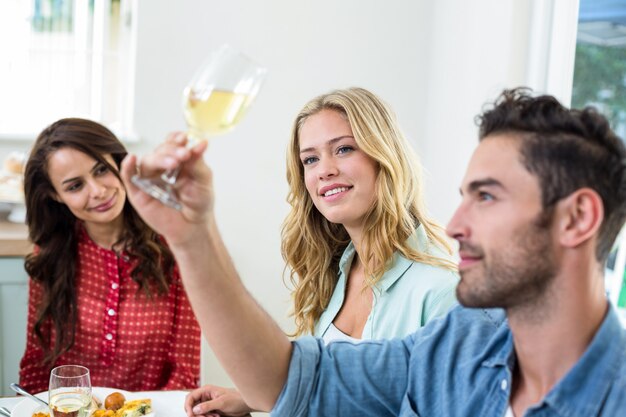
[130,174,183,211]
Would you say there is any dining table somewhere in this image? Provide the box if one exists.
[0,390,189,417]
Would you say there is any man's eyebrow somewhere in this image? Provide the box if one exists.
[459,178,504,195]
[299,135,354,154]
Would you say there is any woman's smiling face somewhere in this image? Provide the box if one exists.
[47,147,126,227]
[299,109,378,233]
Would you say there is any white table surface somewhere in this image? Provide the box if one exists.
[0,390,189,417]
[0,396,20,411]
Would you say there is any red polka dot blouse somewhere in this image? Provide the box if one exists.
[19,227,201,393]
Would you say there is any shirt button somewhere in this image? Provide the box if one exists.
[501,379,508,391]
[111,283,119,290]
[105,333,113,341]
[107,309,116,316]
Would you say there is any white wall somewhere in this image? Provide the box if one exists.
[419,0,534,224]
[130,0,578,391]
[418,0,578,224]
[133,0,436,388]
[0,0,578,398]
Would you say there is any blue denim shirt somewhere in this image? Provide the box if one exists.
[273,304,626,416]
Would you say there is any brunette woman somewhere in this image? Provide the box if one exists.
[19,118,201,392]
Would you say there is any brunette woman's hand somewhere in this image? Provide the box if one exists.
[120,132,212,246]
[184,385,254,417]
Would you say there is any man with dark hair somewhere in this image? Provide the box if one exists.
[121,88,626,417]
[477,88,626,263]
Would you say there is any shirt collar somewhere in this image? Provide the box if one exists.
[480,310,515,369]
[540,304,625,417]
[481,304,625,416]
[337,226,430,293]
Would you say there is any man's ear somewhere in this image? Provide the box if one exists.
[555,188,603,249]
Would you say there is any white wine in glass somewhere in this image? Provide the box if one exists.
[132,44,267,209]
[183,89,254,138]
[49,365,92,417]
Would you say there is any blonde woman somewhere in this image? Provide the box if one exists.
[180,87,459,416]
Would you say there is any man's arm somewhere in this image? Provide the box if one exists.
[171,216,292,411]
[120,134,291,411]
[274,336,412,417]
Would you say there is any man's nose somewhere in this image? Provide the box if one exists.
[446,203,469,241]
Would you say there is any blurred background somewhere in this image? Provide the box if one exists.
[0,0,625,401]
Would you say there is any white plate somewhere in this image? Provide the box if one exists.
[11,387,156,417]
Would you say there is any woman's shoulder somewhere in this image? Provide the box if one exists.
[386,260,457,300]
[378,227,457,289]
[391,247,458,287]
[382,260,458,327]
[383,241,458,313]
[401,226,458,281]
[409,225,455,259]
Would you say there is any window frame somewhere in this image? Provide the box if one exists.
[0,0,140,143]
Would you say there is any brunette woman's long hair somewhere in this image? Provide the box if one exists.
[23,118,176,365]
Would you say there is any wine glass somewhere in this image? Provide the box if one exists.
[131,44,267,210]
[48,365,92,417]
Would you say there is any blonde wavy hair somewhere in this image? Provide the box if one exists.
[282,87,457,336]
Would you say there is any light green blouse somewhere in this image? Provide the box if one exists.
[313,225,459,341]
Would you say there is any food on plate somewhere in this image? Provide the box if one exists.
[90,395,103,414]
[116,399,152,417]
[104,392,126,411]
[30,394,151,417]
[91,398,151,417]
[92,396,102,408]
[91,411,114,417]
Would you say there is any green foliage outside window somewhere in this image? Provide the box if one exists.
[572,43,626,135]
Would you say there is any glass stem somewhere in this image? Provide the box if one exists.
[161,166,181,185]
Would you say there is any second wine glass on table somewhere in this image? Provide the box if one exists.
[48,365,92,417]
[131,44,267,210]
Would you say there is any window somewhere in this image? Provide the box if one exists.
[0,0,137,140]
[572,0,626,320]
[573,0,626,139]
